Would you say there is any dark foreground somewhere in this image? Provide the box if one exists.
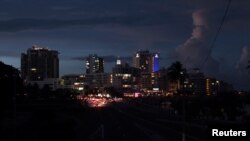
[1,99,249,141]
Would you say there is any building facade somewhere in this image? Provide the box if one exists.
[85,54,104,74]
[84,73,111,88]
[112,58,140,90]
[132,50,160,90]
[133,50,159,73]
[188,68,206,95]
[61,74,85,91]
[21,45,59,81]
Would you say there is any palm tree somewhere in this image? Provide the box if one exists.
[167,61,187,93]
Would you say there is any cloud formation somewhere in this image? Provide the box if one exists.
[0,15,151,32]
[0,50,19,58]
[229,46,250,90]
[176,9,219,75]
[236,46,250,72]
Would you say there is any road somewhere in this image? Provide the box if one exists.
[2,99,248,141]
[75,101,200,141]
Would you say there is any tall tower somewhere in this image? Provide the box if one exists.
[21,45,59,81]
[133,50,159,73]
[85,54,104,74]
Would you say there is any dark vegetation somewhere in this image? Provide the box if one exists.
[0,61,82,141]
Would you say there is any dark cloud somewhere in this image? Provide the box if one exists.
[0,0,194,33]
[71,54,175,69]
[50,5,75,11]
[71,55,131,63]
[0,15,151,32]
[71,57,85,61]
[0,7,187,33]
[0,50,19,57]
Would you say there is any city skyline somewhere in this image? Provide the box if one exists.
[0,0,250,90]
[1,45,249,91]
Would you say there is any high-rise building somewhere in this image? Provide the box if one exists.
[133,50,159,90]
[21,45,59,81]
[86,54,104,74]
[133,50,159,73]
[112,58,140,89]
[188,68,206,95]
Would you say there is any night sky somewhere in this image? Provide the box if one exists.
[0,0,249,90]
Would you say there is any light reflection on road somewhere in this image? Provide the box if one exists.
[77,95,123,107]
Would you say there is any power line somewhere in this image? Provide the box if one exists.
[201,0,232,69]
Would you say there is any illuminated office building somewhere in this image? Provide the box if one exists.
[112,58,140,89]
[21,45,59,81]
[85,54,104,74]
[133,50,159,90]
[133,50,159,73]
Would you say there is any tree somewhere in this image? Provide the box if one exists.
[41,84,52,99]
[104,86,123,97]
[26,83,40,99]
[167,61,187,93]
[0,61,23,113]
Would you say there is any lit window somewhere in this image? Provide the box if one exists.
[31,68,37,71]
[116,59,121,65]
[155,54,159,58]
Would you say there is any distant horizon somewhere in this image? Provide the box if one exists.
[1,50,249,92]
